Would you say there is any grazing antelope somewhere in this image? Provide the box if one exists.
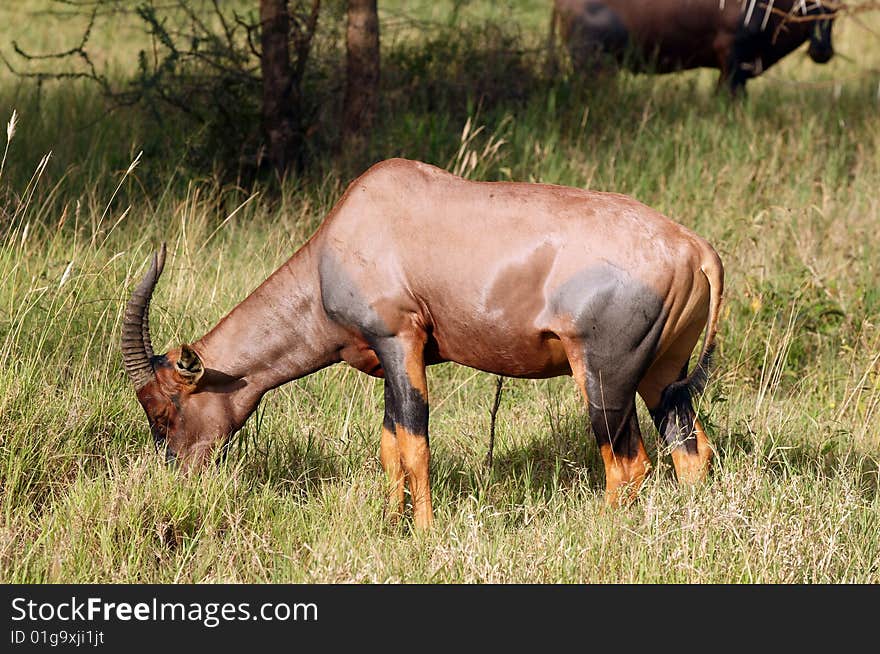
[122,158,723,528]
[550,0,837,94]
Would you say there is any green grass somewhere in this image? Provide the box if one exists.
[1,2,879,583]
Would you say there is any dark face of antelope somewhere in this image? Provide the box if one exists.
[807,7,835,64]
[121,245,236,468]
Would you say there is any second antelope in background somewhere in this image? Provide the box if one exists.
[551,0,836,93]
[122,158,724,529]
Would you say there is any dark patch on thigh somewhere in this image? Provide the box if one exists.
[551,264,667,410]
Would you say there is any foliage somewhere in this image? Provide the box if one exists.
[4,1,328,178]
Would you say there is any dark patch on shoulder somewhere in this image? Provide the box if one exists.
[318,252,392,338]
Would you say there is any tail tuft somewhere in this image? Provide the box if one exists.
[659,341,715,410]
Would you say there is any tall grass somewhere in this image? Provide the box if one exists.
[0,2,878,582]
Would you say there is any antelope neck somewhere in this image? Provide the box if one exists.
[192,242,344,397]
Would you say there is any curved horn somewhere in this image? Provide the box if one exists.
[122,243,167,390]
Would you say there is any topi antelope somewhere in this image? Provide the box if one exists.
[122,158,723,528]
[550,0,836,94]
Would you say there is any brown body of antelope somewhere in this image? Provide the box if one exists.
[550,0,836,93]
[122,158,723,529]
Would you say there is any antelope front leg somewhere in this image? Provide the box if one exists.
[380,383,405,522]
[397,422,432,530]
[375,331,433,530]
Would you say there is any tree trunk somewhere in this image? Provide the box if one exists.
[342,0,380,149]
[260,0,297,174]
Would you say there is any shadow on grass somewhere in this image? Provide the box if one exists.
[430,411,610,506]
[223,423,352,500]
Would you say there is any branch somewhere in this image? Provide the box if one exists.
[485,375,505,470]
[9,4,109,92]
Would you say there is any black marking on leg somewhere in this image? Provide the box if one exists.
[807,9,835,64]
[319,252,428,437]
[589,401,640,460]
[552,264,666,459]
[383,381,396,432]
[372,336,429,440]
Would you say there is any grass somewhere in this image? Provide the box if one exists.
[1,1,879,583]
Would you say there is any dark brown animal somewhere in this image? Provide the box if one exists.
[122,158,724,529]
[551,0,837,93]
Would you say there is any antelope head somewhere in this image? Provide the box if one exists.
[121,244,242,468]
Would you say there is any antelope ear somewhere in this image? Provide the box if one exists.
[175,344,204,385]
